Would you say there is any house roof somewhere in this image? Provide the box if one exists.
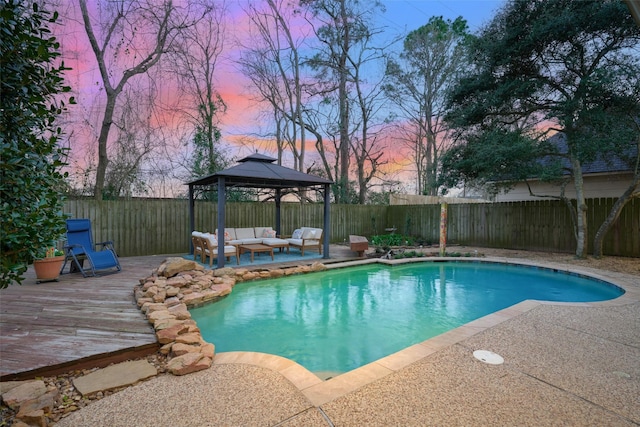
[545,133,636,175]
[186,153,333,189]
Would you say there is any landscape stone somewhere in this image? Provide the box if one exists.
[156,323,190,344]
[174,332,201,345]
[152,289,167,302]
[166,276,189,288]
[147,310,174,322]
[201,343,215,359]
[181,292,205,305]
[73,360,157,396]
[1,380,47,410]
[168,307,191,320]
[270,269,285,277]
[209,283,232,297]
[16,389,58,417]
[0,380,31,395]
[166,353,211,375]
[136,297,153,307]
[166,286,179,296]
[213,267,235,277]
[158,258,201,278]
[172,342,201,356]
[153,318,184,331]
[18,409,46,427]
[164,296,181,307]
[143,303,167,314]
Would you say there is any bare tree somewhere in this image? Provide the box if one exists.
[384,17,470,196]
[302,0,386,203]
[239,0,310,171]
[348,26,394,203]
[103,86,159,197]
[168,1,228,179]
[78,0,206,199]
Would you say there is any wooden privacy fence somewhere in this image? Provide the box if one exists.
[62,197,639,257]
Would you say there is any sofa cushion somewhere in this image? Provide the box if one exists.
[254,227,272,238]
[291,229,303,239]
[202,233,217,247]
[262,238,288,246]
[235,228,255,240]
[229,238,262,245]
[212,245,237,255]
[302,228,322,239]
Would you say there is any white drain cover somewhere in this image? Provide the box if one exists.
[473,350,504,365]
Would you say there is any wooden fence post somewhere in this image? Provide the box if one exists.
[439,202,448,256]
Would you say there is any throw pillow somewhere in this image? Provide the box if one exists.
[292,229,302,239]
[263,229,277,238]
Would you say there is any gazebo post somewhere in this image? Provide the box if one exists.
[323,183,330,259]
[275,188,282,237]
[188,184,195,254]
[216,178,226,269]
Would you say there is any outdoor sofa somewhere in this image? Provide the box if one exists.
[215,227,290,249]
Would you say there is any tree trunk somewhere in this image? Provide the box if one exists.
[571,157,588,258]
[338,0,350,203]
[593,176,640,258]
[94,91,117,200]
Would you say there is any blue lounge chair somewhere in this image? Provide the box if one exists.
[61,218,121,277]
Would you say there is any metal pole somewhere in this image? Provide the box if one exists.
[217,178,226,268]
[323,184,330,258]
[275,188,282,236]
[188,184,195,254]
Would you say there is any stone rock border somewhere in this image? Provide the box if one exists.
[134,257,328,376]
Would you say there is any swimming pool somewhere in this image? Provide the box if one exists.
[190,261,623,376]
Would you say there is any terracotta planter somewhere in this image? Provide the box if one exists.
[33,255,65,283]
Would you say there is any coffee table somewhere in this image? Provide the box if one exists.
[238,244,274,263]
[267,241,289,253]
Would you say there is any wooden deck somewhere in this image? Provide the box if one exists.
[0,247,358,380]
[0,255,169,380]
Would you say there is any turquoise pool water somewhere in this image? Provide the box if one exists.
[190,262,623,375]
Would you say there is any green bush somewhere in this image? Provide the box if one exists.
[371,234,414,247]
[0,1,73,288]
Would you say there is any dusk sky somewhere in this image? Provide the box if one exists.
[219,0,504,154]
[57,0,505,196]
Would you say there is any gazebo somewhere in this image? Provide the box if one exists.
[186,153,334,268]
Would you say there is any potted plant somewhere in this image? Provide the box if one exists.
[33,246,65,283]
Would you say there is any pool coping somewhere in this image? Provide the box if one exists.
[213,257,640,407]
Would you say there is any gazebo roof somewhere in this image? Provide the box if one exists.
[187,153,333,189]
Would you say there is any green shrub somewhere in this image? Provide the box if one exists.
[371,234,414,247]
[0,1,73,288]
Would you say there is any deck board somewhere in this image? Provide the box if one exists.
[0,255,165,380]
